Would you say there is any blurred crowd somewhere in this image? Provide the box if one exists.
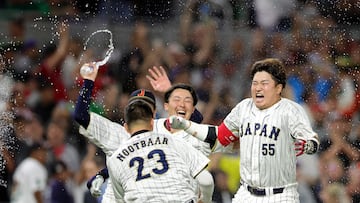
[1,0,360,203]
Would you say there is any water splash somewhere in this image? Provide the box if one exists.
[79,29,114,74]
[83,29,114,65]
[0,53,15,188]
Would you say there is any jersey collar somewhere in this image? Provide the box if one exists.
[131,129,150,137]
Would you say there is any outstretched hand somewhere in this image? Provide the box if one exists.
[165,115,191,131]
[146,66,172,93]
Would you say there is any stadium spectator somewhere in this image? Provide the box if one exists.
[11,142,48,203]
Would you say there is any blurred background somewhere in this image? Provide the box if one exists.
[0,0,360,203]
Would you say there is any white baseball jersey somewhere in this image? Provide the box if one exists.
[11,157,48,203]
[79,113,216,202]
[79,112,130,157]
[107,131,209,203]
[222,98,316,201]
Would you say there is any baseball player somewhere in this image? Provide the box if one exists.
[167,58,320,202]
[107,99,210,202]
[74,64,214,203]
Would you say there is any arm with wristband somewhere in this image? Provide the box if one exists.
[86,167,109,197]
[166,116,237,149]
[73,62,98,128]
[295,136,320,156]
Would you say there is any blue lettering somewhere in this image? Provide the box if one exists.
[133,142,140,149]
[269,127,280,140]
[259,124,267,137]
[147,138,154,146]
[128,146,135,152]
[155,137,161,144]
[117,153,126,162]
[122,149,129,156]
[245,123,251,135]
[254,123,261,135]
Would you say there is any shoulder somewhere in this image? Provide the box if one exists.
[153,118,169,133]
[232,98,253,110]
[279,98,303,110]
[154,118,166,126]
[279,98,308,115]
[27,158,47,174]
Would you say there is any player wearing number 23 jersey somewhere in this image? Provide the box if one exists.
[107,99,209,203]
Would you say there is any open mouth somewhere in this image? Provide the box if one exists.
[255,93,264,102]
[256,93,264,98]
[177,110,186,117]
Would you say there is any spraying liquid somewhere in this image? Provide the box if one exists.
[80,29,114,75]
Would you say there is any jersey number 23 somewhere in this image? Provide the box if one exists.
[129,149,169,181]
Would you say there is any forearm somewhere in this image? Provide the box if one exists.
[87,167,109,189]
[183,121,217,148]
[74,79,94,128]
[195,169,214,203]
[34,191,43,203]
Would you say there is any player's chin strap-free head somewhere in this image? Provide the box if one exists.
[129,89,156,111]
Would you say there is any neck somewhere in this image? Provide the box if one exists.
[128,123,153,135]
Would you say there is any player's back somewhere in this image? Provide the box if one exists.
[107,131,209,203]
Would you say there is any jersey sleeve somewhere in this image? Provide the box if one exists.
[173,137,210,177]
[107,157,125,200]
[288,102,317,139]
[79,112,130,156]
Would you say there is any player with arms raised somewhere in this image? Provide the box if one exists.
[74,64,214,203]
[107,99,209,202]
[167,58,320,202]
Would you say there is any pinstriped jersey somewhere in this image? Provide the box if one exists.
[107,131,209,203]
[79,112,128,203]
[79,114,209,202]
[79,112,130,157]
[223,98,316,188]
[154,118,211,156]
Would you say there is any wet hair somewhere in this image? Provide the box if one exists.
[250,58,286,88]
[124,99,154,125]
[164,83,198,106]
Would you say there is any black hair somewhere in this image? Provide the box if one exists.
[124,99,154,125]
[164,83,198,106]
[28,142,46,154]
[250,58,286,88]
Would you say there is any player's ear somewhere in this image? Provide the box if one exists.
[124,123,131,134]
[164,102,169,111]
[150,119,154,129]
[276,83,283,95]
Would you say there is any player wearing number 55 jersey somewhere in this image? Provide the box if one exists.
[167,58,320,203]
[107,99,209,203]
